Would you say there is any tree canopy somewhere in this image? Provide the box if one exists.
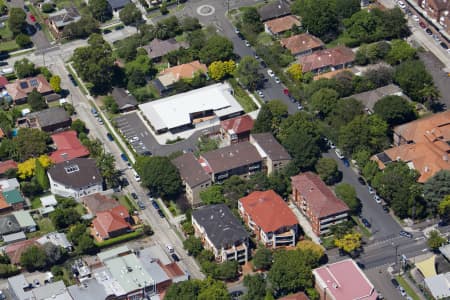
[8,7,26,36]
[334,232,362,253]
[235,56,263,91]
[335,183,360,214]
[14,58,38,79]
[373,95,416,127]
[119,3,142,26]
[424,170,450,216]
[252,247,273,271]
[315,157,340,185]
[428,230,446,250]
[20,245,48,271]
[88,0,112,22]
[243,274,267,300]
[394,59,435,103]
[135,156,182,198]
[253,100,288,135]
[28,89,48,111]
[199,35,234,65]
[165,278,229,300]
[13,128,50,161]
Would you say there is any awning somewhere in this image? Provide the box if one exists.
[416,255,437,278]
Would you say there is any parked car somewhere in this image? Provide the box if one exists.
[244,40,250,47]
[230,290,244,300]
[419,21,427,28]
[267,69,275,77]
[274,76,281,84]
[35,23,41,30]
[234,28,240,34]
[335,148,344,159]
[0,61,7,67]
[374,194,382,204]
[151,200,160,210]
[397,1,406,8]
[440,42,449,49]
[391,278,399,288]
[361,218,371,228]
[106,133,114,141]
[382,205,389,213]
[103,29,111,34]
[412,15,419,21]
[29,14,36,22]
[399,230,413,238]
[33,279,40,287]
[399,286,407,297]
[157,209,165,218]
[171,253,180,262]
[115,25,124,30]
[357,177,366,185]
[68,74,78,86]
[131,192,138,200]
[120,153,128,162]
[342,158,350,167]
[24,5,30,11]
[425,28,433,35]
[137,200,145,210]
[121,177,129,187]
[260,60,267,68]
[257,90,264,98]
[368,186,375,194]
[297,103,303,110]
[96,117,103,125]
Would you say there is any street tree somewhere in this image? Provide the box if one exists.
[49,76,62,93]
[234,56,262,91]
[424,170,450,215]
[296,240,325,262]
[335,0,361,19]
[252,100,288,134]
[63,16,99,40]
[181,16,201,32]
[183,236,203,257]
[119,3,142,26]
[89,0,112,22]
[96,152,121,188]
[15,34,32,48]
[315,157,340,185]
[334,232,362,253]
[199,35,234,65]
[438,195,450,224]
[14,58,38,78]
[286,64,303,82]
[8,8,26,35]
[373,95,416,127]
[241,7,263,34]
[252,247,272,271]
[335,183,361,214]
[70,119,87,135]
[394,59,434,102]
[428,230,446,250]
[385,39,416,65]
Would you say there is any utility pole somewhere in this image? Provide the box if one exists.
[392,242,399,274]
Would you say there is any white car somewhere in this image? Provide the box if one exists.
[374,195,382,204]
[399,287,407,297]
[129,136,139,143]
[412,15,420,22]
[133,170,141,182]
[257,90,264,98]
[297,104,303,110]
[274,76,281,84]
[244,40,250,47]
[267,69,275,77]
[328,140,336,149]
[335,148,344,159]
[447,49,450,54]
[235,28,240,34]
[398,1,406,8]
[368,186,375,194]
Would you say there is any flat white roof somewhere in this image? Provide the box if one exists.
[139,83,243,131]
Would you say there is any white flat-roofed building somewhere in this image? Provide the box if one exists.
[139,83,244,134]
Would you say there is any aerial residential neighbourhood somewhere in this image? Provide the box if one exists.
[0,0,449,298]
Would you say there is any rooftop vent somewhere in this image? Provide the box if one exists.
[64,165,79,174]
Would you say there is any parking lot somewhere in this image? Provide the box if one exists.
[115,113,153,156]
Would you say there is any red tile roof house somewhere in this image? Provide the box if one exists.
[313,259,378,300]
[298,46,355,74]
[92,206,133,241]
[50,130,90,163]
[264,15,301,36]
[280,33,324,57]
[220,114,254,146]
[5,75,53,105]
[291,172,350,236]
[0,160,18,177]
[239,190,299,248]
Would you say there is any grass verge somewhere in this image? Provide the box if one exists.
[65,64,88,95]
[228,78,258,112]
[396,276,421,300]
[118,195,137,211]
[352,215,372,238]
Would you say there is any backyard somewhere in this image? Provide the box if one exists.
[0,23,19,52]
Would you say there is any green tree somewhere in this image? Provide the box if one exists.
[326,97,364,130]
[96,152,121,188]
[28,89,48,111]
[200,185,226,204]
[15,34,32,48]
[292,0,338,41]
[241,7,263,34]
[165,278,229,300]
[196,136,219,154]
[89,0,112,22]
[49,76,62,93]
[243,274,267,300]
[72,34,115,95]
[427,230,446,250]
[234,56,262,91]
[335,183,361,214]
[50,208,81,230]
[252,247,273,271]
[119,3,142,26]
[63,16,100,40]
[77,235,97,255]
[252,100,288,134]
[41,3,54,13]
[335,0,360,19]
[385,39,416,65]
[70,119,86,135]
[310,88,339,119]
[135,156,182,198]
[372,162,423,218]
[199,35,234,65]
[8,7,26,35]
[424,170,450,216]
[14,58,38,79]
[213,261,239,281]
[42,242,66,265]
[20,245,48,271]
[394,60,434,102]
[315,157,340,185]
[181,16,201,32]
[438,195,450,223]
[268,249,315,296]
[35,159,49,190]
[286,64,303,82]
[362,160,379,183]
[13,128,50,161]
[373,95,416,127]
[296,240,325,262]
[338,115,388,156]
[183,236,203,257]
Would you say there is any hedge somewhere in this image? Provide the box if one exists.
[94,228,143,248]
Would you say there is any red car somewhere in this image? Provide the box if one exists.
[29,14,36,22]
[419,21,426,28]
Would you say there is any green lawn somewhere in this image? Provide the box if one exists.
[321,236,336,249]
[351,215,372,238]
[36,218,55,234]
[0,22,14,41]
[0,40,19,52]
[396,276,421,300]
[118,195,136,211]
[31,197,42,209]
[228,78,257,112]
